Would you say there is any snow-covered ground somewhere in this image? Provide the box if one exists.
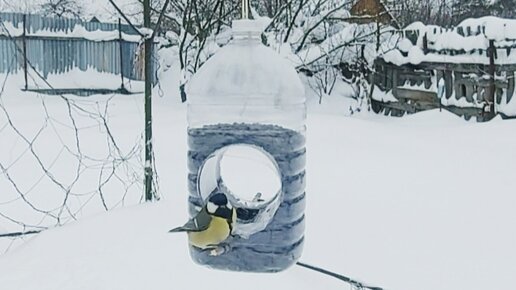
[1,67,515,290]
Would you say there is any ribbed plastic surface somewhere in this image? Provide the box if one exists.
[187,123,305,272]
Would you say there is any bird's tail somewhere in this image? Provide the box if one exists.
[168,226,187,233]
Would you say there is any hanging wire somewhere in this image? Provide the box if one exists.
[296,262,384,290]
[241,0,249,19]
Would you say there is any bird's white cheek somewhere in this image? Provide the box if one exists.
[207,202,217,214]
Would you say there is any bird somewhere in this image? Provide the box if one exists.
[169,192,237,255]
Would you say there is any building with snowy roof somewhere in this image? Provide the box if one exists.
[349,0,400,29]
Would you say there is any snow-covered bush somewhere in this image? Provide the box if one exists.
[158,0,398,107]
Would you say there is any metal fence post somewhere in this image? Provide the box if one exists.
[487,40,496,116]
[22,14,28,90]
[118,18,125,91]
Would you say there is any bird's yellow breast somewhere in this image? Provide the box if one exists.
[188,216,230,249]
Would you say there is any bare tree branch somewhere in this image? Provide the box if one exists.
[107,0,145,37]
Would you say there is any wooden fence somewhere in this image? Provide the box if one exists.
[372,24,516,121]
[0,12,156,93]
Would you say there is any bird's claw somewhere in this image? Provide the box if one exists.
[208,243,230,256]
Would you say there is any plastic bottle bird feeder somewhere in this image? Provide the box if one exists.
[186,19,306,272]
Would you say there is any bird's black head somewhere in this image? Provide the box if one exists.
[209,193,229,206]
[207,193,233,219]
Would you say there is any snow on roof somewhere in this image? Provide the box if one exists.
[0,12,143,42]
[459,16,516,41]
[403,21,426,31]
[382,16,516,66]
[0,20,142,42]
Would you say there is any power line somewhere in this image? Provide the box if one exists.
[0,230,42,238]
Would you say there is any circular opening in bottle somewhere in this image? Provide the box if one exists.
[197,144,282,238]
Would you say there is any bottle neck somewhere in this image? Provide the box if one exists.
[232,20,263,44]
[233,31,262,43]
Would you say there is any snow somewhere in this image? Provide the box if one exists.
[441,94,484,108]
[371,85,397,102]
[1,90,516,289]
[0,202,344,290]
[249,7,272,30]
[400,81,436,93]
[459,16,516,41]
[433,33,488,52]
[407,45,426,65]
[294,24,358,66]
[218,144,283,239]
[0,18,142,42]
[404,21,426,31]
[0,66,143,93]
[397,38,414,53]
[387,16,516,66]
[30,68,144,92]
[301,74,363,115]
[219,145,281,203]
[0,73,145,240]
[293,23,398,67]
[498,88,516,116]
[382,49,406,66]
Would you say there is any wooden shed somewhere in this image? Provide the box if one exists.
[371,17,516,121]
[349,0,400,29]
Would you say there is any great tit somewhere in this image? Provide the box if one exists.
[169,193,236,255]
